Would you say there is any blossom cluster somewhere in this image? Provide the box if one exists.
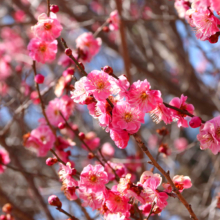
[57,163,192,219]
[71,69,194,149]
[28,12,62,63]
[174,0,220,43]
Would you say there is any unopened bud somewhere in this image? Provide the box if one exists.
[58,122,66,129]
[50,5,59,13]
[156,127,169,136]
[46,157,58,166]
[88,152,95,159]
[0,215,6,220]
[79,132,85,140]
[102,66,113,75]
[65,48,72,56]
[2,204,12,213]
[189,116,202,128]
[48,195,62,208]
[102,26,110,32]
[158,144,171,156]
[35,74,45,84]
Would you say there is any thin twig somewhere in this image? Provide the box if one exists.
[132,133,198,220]
[146,201,156,220]
[57,208,78,220]
[93,20,109,38]
[47,0,50,17]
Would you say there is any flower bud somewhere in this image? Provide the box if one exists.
[79,132,85,140]
[58,122,66,129]
[102,26,110,32]
[158,144,171,156]
[208,32,220,44]
[102,66,113,75]
[88,152,95,159]
[156,127,169,136]
[189,116,202,128]
[65,48,72,56]
[48,195,62,208]
[34,74,44,84]
[2,203,12,213]
[72,125,78,133]
[0,215,6,220]
[50,5,59,13]
[46,157,58,166]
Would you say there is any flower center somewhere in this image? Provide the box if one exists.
[39,44,47,52]
[89,174,97,182]
[96,81,105,90]
[114,195,121,203]
[44,23,52,30]
[203,133,214,146]
[124,112,132,122]
[54,109,60,116]
[175,183,184,191]
[140,92,148,100]
[40,136,46,143]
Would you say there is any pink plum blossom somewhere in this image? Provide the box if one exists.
[78,190,104,210]
[71,76,90,104]
[174,0,191,18]
[105,190,130,213]
[174,137,188,152]
[79,164,108,192]
[105,162,127,181]
[109,10,119,31]
[59,162,78,201]
[112,101,145,134]
[0,149,10,174]
[76,32,102,62]
[27,38,57,63]
[84,70,113,101]
[197,116,220,154]
[169,94,194,127]
[45,95,74,127]
[128,80,162,113]
[32,13,62,42]
[191,8,220,41]
[109,128,130,149]
[82,132,100,151]
[101,143,115,158]
[23,125,56,157]
[149,102,173,124]
[162,175,192,193]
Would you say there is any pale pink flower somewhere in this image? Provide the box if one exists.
[96,100,113,129]
[109,10,119,31]
[45,96,73,127]
[71,76,90,104]
[32,13,62,42]
[59,162,78,201]
[105,190,130,213]
[128,80,162,113]
[82,132,100,151]
[101,143,115,158]
[112,75,130,99]
[110,128,130,149]
[197,116,220,154]
[0,57,11,80]
[78,190,104,210]
[105,213,130,220]
[105,162,127,181]
[27,38,57,63]
[54,75,72,97]
[84,70,113,101]
[112,101,145,134]
[142,176,168,209]
[162,175,192,193]
[174,137,188,152]
[0,149,10,174]
[191,9,220,41]
[139,171,162,186]
[149,103,173,124]
[76,32,102,62]
[23,125,56,157]
[174,0,191,18]
[79,164,108,192]
[169,94,194,128]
